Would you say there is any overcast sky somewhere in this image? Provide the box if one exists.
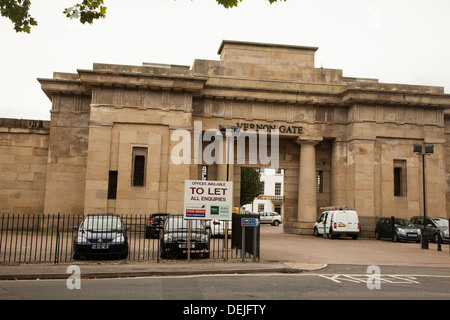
[1,0,449,121]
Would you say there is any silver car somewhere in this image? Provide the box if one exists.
[410,216,449,243]
[205,219,232,238]
[259,211,282,226]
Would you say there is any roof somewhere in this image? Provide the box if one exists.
[217,40,319,55]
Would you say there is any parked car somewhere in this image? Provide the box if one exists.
[375,217,421,242]
[160,215,210,259]
[145,213,169,238]
[314,209,360,239]
[259,211,282,226]
[205,219,232,237]
[410,216,449,243]
[73,214,130,260]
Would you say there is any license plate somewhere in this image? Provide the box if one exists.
[179,243,195,249]
[338,224,346,228]
[407,234,417,238]
[92,244,109,249]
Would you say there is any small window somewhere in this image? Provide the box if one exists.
[274,182,281,196]
[201,165,208,181]
[394,160,407,197]
[132,147,147,187]
[258,203,264,212]
[274,205,281,215]
[107,171,118,199]
[316,171,323,193]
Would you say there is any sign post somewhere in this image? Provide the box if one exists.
[184,180,233,221]
[184,180,233,261]
[241,218,260,262]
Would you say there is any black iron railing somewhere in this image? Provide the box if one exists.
[0,214,241,264]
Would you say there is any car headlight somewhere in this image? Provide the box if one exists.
[417,229,421,235]
[76,235,87,244]
[112,235,125,244]
[443,230,449,236]
[397,228,405,234]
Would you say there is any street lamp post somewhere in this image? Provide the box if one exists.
[413,143,434,250]
[219,125,240,261]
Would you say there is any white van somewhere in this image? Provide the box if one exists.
[313,207,360,239]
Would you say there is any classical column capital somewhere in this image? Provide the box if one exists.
[296,136,322,146]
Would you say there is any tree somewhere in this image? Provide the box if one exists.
[1,0,285,33]
[240,167,264,207]
[0,0,106,33]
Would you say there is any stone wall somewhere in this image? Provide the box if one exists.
[0,119,49,213]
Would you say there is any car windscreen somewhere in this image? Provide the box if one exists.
[165,217,205,232]
[432,218,449,227]
[81,216,123,231]
[152,215,168,220]
[394,218,410,226]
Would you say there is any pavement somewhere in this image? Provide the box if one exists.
[0,260,326,281]
[1,225,449,281]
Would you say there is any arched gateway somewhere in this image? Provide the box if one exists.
[2,40,450,236]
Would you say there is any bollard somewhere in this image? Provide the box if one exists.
[241,226,245,262]
[437,232,442,252]
[391,216,395,242]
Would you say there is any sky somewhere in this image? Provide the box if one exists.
[1,0,449,121]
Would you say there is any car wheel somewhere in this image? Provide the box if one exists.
[352,234,358,240]
[272,220,280,226]
[394,233,399,242]
[120,252,128,260]
[375,231,380,240]
[160,245,167,259]
[328,229,333,239]
[434,233,440,243]
[314,227,319,237]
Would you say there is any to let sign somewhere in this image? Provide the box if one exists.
[184,180,233,220]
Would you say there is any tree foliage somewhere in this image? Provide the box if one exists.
[0,0,36,33]
[63,0,106,25]
[216,0,285,9]
[1,0,106,33]
[240,168,264,207]
[1,0,285,33]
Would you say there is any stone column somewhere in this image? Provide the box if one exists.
[297,137,322,232]
[217,136,227,181]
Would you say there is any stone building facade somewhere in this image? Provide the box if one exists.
[1,40,450,236]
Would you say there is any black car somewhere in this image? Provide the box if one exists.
[160,215,210,259]
[375,217,421,243]
[410,216,449,243]
[145,213,169,238]
[73,214,130,260]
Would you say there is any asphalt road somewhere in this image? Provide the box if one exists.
[1,264,449,301]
